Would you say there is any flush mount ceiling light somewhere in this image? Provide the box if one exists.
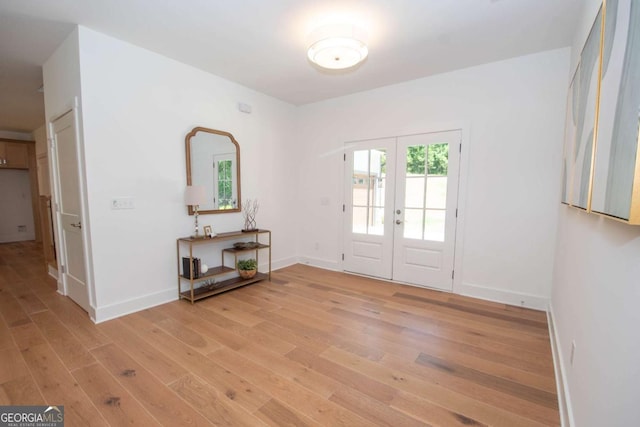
[307,24,368,70]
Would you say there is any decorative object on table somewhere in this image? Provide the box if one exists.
[200,263,209,275]
[182,257,201,279]
[203,225,215,238]
[198,278,219,291]
[237,258,257,279]
[185,185,207,238]
[233,241,260,249]
[242,199,259,231]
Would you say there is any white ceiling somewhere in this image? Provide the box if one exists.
[0,0,583,133]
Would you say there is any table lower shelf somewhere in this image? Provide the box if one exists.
[179,272,268,303]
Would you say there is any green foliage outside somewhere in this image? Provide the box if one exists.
[407,144,448,176]
[217,160,233,209]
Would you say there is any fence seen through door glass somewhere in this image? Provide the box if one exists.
[352,149,387,235]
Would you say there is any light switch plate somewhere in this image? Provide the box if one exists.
[111,197,135,209]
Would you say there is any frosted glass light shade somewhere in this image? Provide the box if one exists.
[307,24,368,70]
[185,185,206,206]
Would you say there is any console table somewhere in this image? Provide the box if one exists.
[176,229,271,303]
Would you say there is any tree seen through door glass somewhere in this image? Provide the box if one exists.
[352,149,386,235]
[404,144,448,241]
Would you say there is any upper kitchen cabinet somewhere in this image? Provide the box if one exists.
[0,140,29,169]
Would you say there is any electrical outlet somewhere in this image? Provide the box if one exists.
[570,340,576,365]
[111,197,135,210]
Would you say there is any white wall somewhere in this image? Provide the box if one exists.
[43,29,82,122]
[0,131,33,140]
[74,27,298,321]
[42,28,86,296]
[0,169,36,243]
[550,0,640,426]
[296,48,569,309]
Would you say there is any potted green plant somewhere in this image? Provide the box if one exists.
[237,258,257,279]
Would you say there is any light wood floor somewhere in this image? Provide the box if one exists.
[0,241,559,426]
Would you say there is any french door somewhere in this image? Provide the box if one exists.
[343,130,461,291]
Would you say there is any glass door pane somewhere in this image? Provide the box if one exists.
[352,148,387,235]
[403,143,449,241]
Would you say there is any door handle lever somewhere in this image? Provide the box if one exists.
[71,222,82,229]
[395,220,402,225]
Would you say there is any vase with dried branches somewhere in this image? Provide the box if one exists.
[242,199,259,231]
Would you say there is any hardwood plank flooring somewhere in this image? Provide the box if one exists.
[0,241,560,425]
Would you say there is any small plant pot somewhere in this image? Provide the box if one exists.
[239,269,257,279]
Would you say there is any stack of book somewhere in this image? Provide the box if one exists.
[182,257,201,279]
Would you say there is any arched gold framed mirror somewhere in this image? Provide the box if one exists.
[185,127,241,215]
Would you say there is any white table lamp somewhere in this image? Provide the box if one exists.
[185,185,207,238]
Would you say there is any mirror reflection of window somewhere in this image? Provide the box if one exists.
[214,155,236,210]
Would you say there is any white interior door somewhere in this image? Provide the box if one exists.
[392,131,461,291]
[343,130,461,291]
[343,138,396,279]
[51,110,90,312]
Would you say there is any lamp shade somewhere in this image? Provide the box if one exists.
[184,185,207,206]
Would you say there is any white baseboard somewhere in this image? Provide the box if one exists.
[297,256,340,271]
[269,256,298,271]
[547,304,574,427]
[294,262,549,311]
[90,257,297,324]
[456,281,549,311]
[93,287,177,324]
[88,305,97,322]
[0,233,36,243]
[48,265,58,279]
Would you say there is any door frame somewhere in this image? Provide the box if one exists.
[341,123,471,295]
[47,97,96,319]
